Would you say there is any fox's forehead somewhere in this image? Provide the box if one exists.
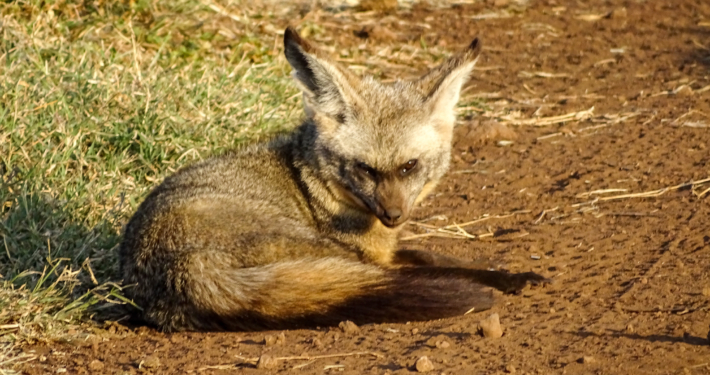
[328,78,452,169]
[332,114,447,170]
[334,125,445,171]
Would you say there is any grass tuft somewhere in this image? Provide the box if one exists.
[0,0,306,361]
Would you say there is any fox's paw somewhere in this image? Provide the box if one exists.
[505,272,551,294]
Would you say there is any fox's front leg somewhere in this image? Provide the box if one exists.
[392,249,550,294]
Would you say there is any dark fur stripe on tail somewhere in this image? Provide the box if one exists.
[326,267,494,324]
[186,267,493,332]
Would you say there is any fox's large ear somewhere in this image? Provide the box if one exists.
[283,26,363,124]
[419,37,482,128]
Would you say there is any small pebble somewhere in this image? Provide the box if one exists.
[497,140,514,147]
[626,324,635,334]
[88,360,104,371]
[411,328,419,335]
[701,287,710,297]
[579,356,595,364]
[276,332,286,345]
[609,7,627,19]
[415,356,435,372]
[505,364,516,373]
[257,354,278,369]
[435,340,450,349]
[530,255,541,260]
[339,320,360,334]
[141,355,161,369]
[264,335,277,346]
[479,313,503,338]
[676,86,694,97]
[310,338,323,348]
[91,340,99,356]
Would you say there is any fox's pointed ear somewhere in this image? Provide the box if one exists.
[283,26,363,124]
[419,37,482,128]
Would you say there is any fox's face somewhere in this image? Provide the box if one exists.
[284,27,481,228]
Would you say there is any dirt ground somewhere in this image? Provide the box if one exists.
[19,0,710,374]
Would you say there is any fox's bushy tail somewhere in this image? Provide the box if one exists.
[150,256,494,332]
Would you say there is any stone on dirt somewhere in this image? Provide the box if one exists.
[88,360,104,371]
[415,356,435,372]
[140,355,161,369]
[339,320,360,334]
[257,354,278,369]
[276,332,286,345]
[264,334,277,346]
[579,356,595,364]
[479,313,503,338]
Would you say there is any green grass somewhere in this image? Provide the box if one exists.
[0,0,303,349]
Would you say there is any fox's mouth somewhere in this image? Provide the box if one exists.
[376,215,405,228]
[351,191,407,228]
[330,182,408,228]
[374,206,407,228]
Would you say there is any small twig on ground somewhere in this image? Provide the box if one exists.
[605,212,660,218]
[519,71,570,78]
[403,212,526,241]
[695,186,710,198]
[596,177,710,201]
[536,132,562,140]
[576,188,628,198]
[500,107,594,126]
[619,302,707,314]
[534,207,559,224]
[292,360,317,370]
[198,351,383,371]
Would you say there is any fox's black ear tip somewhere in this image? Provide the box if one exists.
[469,37,481,51]
[284,26,298,44]
[284,26,313,53]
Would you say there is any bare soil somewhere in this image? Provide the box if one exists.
[19,0,710,374]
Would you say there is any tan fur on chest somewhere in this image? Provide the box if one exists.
[356,219,399,266]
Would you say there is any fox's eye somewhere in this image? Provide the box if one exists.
[400,159,418,175]
[356,162,377,178]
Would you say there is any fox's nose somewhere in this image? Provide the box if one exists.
[383,208,403,224]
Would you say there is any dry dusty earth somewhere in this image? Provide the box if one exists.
[18,0,710,374]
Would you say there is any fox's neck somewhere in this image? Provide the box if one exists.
[282,122,401,265]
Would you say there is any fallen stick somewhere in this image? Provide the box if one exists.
[597,177,710,201]
[500,107,594,126]
[198,351,383,371]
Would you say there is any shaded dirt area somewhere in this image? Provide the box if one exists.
[19,0,710,374]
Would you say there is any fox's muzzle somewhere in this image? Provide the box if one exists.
[374,178,409,228]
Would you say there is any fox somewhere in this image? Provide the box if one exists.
[118,26,549,332]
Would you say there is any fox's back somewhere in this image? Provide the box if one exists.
[118,137,319,270]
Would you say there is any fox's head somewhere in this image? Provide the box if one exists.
[284,27,481,228]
